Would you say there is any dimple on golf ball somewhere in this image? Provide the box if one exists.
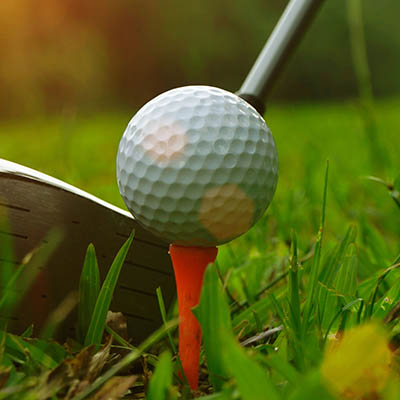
[117,85,278,246]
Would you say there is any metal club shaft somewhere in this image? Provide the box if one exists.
[238,0,326,114]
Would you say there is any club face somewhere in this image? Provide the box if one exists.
[0,159,175,344]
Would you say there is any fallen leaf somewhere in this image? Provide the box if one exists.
[107,311,128,341]
[88,376,137,400]
[0,367,11,389]
[65,336,113,399]
[86,334,113,382]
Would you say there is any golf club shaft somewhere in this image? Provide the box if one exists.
[238,0,326,114]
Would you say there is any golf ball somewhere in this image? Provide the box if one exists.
[117,85,278,246]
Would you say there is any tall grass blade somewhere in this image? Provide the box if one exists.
[156,286,187,386]
[334,243,358,301]
[156,287,177,355]
[265,353,300,386]
[78,244,100,343]
[222,336,281,400]
[368,261,400,318]
[288,231,301,330]
[193,263,231,390]
[323,298,363,343]
[360,219,391,266]
[84,231,134,347]
[146,351,174,400]
[372,275,400,320]
[287,230,304,369]
[195,264,281,399]
[317,226,357,328]
[232,287,285,337]
[303,161,329,333]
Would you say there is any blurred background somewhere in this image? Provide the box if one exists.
[1,0,399,250]
[1,0,399,118]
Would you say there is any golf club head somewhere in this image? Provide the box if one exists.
[0,159,175,344]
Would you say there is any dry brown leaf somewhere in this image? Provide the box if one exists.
[13,335,116,400]
[31,363,72,400]
[66,345,96,380]
[88,376,137,400]
[65,336,114,399]
[86,334,113,381]
[106,311,131,361]
[31,344,97,399]
[65,379,91,400]
[0,367,11,390]
[64,346,96,400]
[107,311,129,341]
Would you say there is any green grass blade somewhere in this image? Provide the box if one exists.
[78,244,100,343]
[303,161,329,333]
[84,231,134,347]
[265,353,300,386]
[193,263,231,390]
[334,243,358,300]
[288,231,301,333]
[146,351,173,400]
[20,325,33,339]
[105,325,159,367]
[372,275,400,320]
[317,225,357,327]
[105,324,137,351]
[356,299,364,324]
[288,371,336,400]
[360,219,392,266]
[368,261,400,318]
[270,292,288,329]
[5,333,58,369]
[223,336,281,400]
[323,298,363,343]
[318,225,357,286]
[195,264,281,399]
[156,287,188,386]
[156,287,177,355]
[232,287,285,337]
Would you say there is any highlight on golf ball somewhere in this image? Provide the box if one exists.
[117,85,278,246]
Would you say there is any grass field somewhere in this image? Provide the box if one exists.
[1,97,400,399]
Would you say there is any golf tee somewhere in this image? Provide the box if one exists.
[169,244,218,390]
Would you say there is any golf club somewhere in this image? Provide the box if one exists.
[0,0,325,343]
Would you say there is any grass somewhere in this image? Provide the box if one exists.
[0,97,400,399]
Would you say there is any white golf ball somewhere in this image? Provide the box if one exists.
[117,85,278,246]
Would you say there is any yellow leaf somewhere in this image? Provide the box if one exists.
[321,322,392,399]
